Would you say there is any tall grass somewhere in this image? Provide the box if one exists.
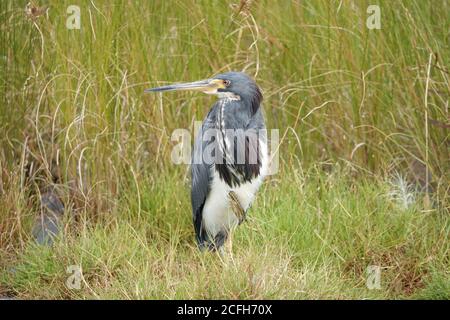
[0,0,448,299]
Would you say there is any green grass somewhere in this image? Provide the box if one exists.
[0,0,449,299]
[1,167,448,299]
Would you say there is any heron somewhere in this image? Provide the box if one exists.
[145,72,268,251]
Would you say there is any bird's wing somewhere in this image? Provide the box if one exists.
[191,107,216,244]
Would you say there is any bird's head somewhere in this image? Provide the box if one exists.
[145,71,262,114]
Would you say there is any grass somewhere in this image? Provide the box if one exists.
[1,167,448,299]
[0,0,449,299]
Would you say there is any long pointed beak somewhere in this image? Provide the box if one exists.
[144,79,225,94]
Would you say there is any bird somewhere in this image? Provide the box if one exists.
[145,72,268,251]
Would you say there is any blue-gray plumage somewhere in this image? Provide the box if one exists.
[146,72,268,251]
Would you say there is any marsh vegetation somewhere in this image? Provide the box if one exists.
[0,0,448,299]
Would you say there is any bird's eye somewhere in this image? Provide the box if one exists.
[223,80,231,87]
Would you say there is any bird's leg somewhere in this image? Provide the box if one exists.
[214,235,231,262]
[218,231,234,263]
[228,191,246,224]
[217,245,226,258]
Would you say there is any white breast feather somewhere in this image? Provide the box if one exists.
[202,140,269,238]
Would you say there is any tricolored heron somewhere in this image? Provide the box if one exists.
[145,72,268,251]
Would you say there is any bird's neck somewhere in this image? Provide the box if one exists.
[217,92,241,101]
[216,98,250,131]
